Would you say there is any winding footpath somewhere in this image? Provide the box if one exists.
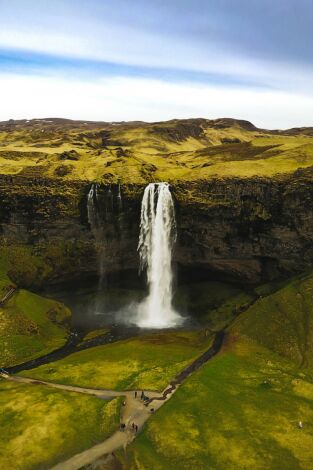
[1,332,225,470]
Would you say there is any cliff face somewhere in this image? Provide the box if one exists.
[1,167,313,287]
[175,168,313,283]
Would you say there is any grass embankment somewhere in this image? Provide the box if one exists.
[116,273,313,469]
[20,331,213,392]
[0,289,70,367]
[0,380,121,470]
[231,272,313,368]
[0,253,71,367]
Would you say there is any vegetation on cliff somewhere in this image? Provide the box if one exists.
[1,118,313,185]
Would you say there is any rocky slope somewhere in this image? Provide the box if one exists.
[1,118,313,287]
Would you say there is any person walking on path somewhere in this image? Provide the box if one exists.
[141,390,144,400]
[135,391,137,398]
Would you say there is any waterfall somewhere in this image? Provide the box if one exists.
[117,184,123,211]
[137,182,182,328]
[87,184,97,230]
[87,183,106,295]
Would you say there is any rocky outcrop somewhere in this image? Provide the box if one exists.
[1,168,313,287]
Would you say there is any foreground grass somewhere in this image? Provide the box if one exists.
[0,289,70,367]
[20,331,212,391]
[0,380,121,470]
[120,338,313,470]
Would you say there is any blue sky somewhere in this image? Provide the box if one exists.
[0,0,312,128]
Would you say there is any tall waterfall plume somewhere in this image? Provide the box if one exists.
[137,182,182,328]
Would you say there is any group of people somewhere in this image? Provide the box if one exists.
[135,390,149,403]
[119,390,156,433]
[120,422,138,433]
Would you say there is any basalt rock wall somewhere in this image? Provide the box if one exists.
[1,168,313,287]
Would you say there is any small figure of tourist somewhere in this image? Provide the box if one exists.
[132,422,135,430]
[135,391,137,398]
[135,424,138,433]
[298,421,303,429]
[122,401,126,406]
[141,390,144,400]
[120,423,126,431]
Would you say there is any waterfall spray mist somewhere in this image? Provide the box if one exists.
[137,182,182,328]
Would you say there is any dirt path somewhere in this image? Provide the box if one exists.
[2,331,224,470]
[3,374,172,470]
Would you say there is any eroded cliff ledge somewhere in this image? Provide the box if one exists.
[1,166,313,287]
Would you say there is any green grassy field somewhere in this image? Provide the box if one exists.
[20,331,213,391]
[0,380,121,470]
[119,338,313,470]
[113,273,313,470]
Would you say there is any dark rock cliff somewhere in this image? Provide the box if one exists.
[1,168,313,288]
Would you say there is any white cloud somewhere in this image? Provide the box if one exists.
[1,25,313,95]
[0,73,312,129]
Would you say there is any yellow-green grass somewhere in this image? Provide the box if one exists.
[231,272,313,368]
[0,380,121,470]
[1,120,313,184]
[0,289,70,367]
[120,338,313,470]
[20,331,212,392]
[82,328,110,342]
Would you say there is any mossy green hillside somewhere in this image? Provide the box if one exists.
[119,338,313,470]
[0,380,121,470]
[231,272,313,368]
[20,331,212,391]
[1,118,313,184]
[0,289,70,367]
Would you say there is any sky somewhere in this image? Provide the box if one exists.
[0,0,312,128]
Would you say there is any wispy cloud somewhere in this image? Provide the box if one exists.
[0,0,312,125]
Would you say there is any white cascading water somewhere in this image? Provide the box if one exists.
[137,182,182,328]
[87,183,105,294]
[87,184,97,230]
